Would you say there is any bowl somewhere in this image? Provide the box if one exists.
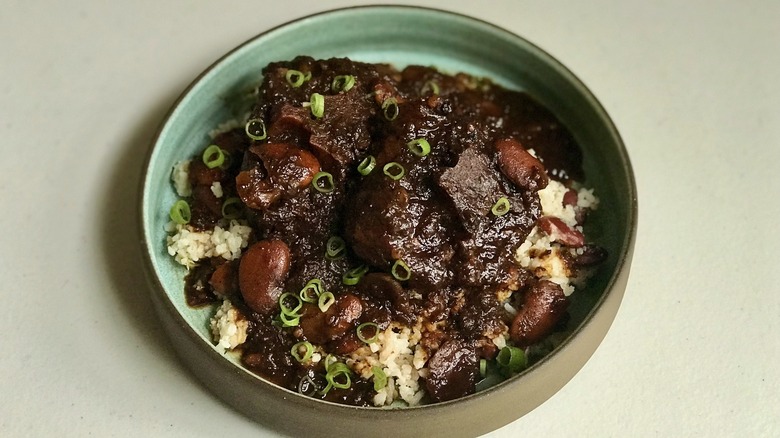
[140,5,637,437]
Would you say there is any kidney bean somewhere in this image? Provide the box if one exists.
[495,138,548,192]
[238,240,291,314]
[510,280,568,348]
[570,244,608,268]
[299,293,364,344]
[538,216,585,247]
[209,261,238,297]
[562,188,579,207]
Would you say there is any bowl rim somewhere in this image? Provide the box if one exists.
[139,2,637,418]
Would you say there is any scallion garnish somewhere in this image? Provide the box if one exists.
[356,322,379,344]
[169,200,191,225]
[479,358,487,378]
[304,71,312,81]
[357,155,376,175]
[382,97,399,121]
[422,80,440,95]
[202,145,226,169]
[221,197,242,219]
[279,311,301,327]
[332,75,355,93]
[279,292,303,316]
[491,197,511,216]
[291,341,314,363]
[311,171,334,193]
[318,291,335,312]
[372,366,387,391]
[407,138,431,157]
[285,69,306,88]
[383,162,405,181]
[323,354,338,371]
[299,279,322,303]
[391,259,411,281]
[297,375,318,397]
[342,265,368,286]
[325,362,352,390]
[245,118,267,140]
[325,236,346,260]
[309,93,325,118]
[497,346,527,373]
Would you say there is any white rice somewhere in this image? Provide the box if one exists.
[211,299,249,354]
[210,181,224,198]
[166,220,252,268]
[171,160,192,197]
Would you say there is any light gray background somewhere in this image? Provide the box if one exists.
[2,1,777,437]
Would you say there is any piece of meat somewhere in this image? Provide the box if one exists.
[425,339,478,402]
[510,280,568,347]
[209,261,238,297]
[238,240,291,314]
[298,294,363,344]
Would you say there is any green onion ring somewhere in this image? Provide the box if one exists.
[391,259,411,281]
[169,200,191,225]
[342,265,369,286]
[318,291,335,312]
[332,75,355,93]
[279,292,303,316]
[311,171,334,193]
[285,69,306,88]
[323,354,338,371]
[406,138,431,157]
[309,93,325,118]
[221,197,242,220]
[356,322,379,344]
[245,118,267,140]
[304,71,312,81]
[381,97,399,121]
[291,341,314,363]
[383,162,405,181]
[325,362,352,390]
[422,80,440,95]
[357,155,376,176]
[325,236,346,260]
[479,359,487,378]
[497,346,527,373]
[491,197,511,216]
[299,279,322,303]
[371,366,387,391]
[279,311,300,327]
[202,144,225,169]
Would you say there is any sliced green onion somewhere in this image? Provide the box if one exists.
[304,71,312,81]
[342,265,369,286]
[391,259,411,281]
[309,93,325,118]
[245,118,267,140]
[202,145,225,169]
[318,291,335,312]
[497,346,527,373]
[325,236,346,260]
[299,279,322,303]
[332,75,355,93]
[169,200,191,225]
[279,311,300,327]
[325,362,352,390]
[279,292,303,316]
[381,97,399,121]
[407,138,431,157]
[285,69,306,87]
[372,366,387,391]
[311,171,334,193]
[323,354,338,371]
[383,162,405,181]
[491,197,511,216]
[298,375,318,396]
[291,341,314,363]
[356,322,379,344]
[221,197,242,219]
[422,80,440,95]
[479,359,487,378]
[357,155,376,175]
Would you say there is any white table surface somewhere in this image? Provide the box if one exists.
[2,1,778,437]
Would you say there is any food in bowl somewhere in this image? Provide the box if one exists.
[164,56,607,407]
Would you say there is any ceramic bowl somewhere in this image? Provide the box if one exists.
[141,6,637,437]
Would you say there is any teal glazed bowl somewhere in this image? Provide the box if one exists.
[141,6,637,437]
